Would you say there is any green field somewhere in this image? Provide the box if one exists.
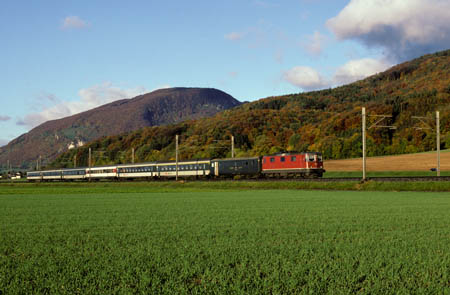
[1,187,449,294]
[2,179,450,193]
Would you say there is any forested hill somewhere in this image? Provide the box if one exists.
[52,50,450,168]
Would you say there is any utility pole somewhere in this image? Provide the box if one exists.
[132,148,135,164]
[39,155,42,171]
[88,148,92,182]
[7,160,10,180]
[176,135,179,181]
[437,111,440,177]
[362,108,396,181]
[412,112,440,176]
[74,154,77,168]
[362,108,366,181]
[231,135,235,158]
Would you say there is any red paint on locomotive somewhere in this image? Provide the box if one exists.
[261,152,324,175]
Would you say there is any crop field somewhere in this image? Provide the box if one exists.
[324,149,450,172]
[1,188,449,294]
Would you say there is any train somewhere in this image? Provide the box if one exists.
[26,152,325,181]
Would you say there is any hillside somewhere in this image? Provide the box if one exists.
[52,50,450,168]
[0,88,241,168]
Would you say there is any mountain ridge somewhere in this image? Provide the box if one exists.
[0,87,241,168]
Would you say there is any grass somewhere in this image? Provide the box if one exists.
[2,179,450,194]
[0,190,449,294]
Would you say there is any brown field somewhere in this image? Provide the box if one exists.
[324,150,450,171]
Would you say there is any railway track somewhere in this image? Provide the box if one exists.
[204,176,450,182]
[18,176,450,184]
[278,176,450,182]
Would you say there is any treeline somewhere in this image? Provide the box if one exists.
[51,50,450,168]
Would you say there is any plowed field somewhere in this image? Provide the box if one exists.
[324,150,450,171]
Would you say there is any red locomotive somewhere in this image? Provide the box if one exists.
[261,152,324,178]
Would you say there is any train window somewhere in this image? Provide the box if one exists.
[263,158,266,163]
[270,157,275,163]
[280,157,285,162]
[291,156,296,162]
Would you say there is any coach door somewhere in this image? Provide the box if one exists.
[215,162,219,176]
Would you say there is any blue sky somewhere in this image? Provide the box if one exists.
[1,0,449,146]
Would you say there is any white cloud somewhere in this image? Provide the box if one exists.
[224,32,246,41]
[327,0,450,61]
[61,16,89,30]
[0,138,9,147]
[332,58,391,85]
[17,82,156,129]
[283,66,330,91]
[0,115,11,122]
[284,57,391,90]
[302,31,327,57]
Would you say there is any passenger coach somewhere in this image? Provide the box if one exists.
[26,152,325,181]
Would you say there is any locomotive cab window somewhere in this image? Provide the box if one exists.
[270,157,275,163]
[280,157,285,162]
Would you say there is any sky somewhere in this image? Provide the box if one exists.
[1,0,449,147]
